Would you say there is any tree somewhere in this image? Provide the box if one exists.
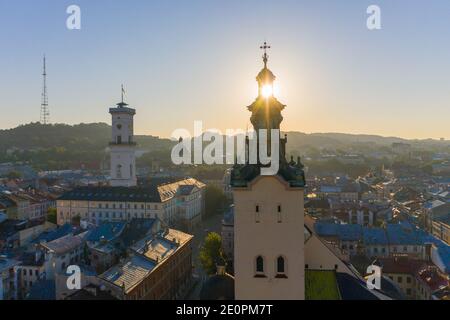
[47,207,57,224]
[199,232,225,275]
[205,185,227,217]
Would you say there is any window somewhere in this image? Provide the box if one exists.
[255,256,265,277]
[406,288,412,296]
[255,204,261,223]
[276,256,287,278]
[277,256,285,273]
[406,276,412,284]
[398,276,403,283]
[403,246,407,252]
[277,204,282,223]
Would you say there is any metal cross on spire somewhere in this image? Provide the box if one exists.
[260,42,271,68]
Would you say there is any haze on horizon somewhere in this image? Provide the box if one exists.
[1,0,450,140]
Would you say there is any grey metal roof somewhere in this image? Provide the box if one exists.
[58,186,162,203]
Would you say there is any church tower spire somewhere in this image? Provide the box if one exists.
[232,44,306,300]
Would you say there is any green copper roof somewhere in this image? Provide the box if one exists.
[230,163,305,188]
[305,270,341,300]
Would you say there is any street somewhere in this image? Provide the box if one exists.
[186,212,223,299]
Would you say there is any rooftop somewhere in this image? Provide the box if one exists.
[100,254,156,293]
[100,228,192,294]
[86,221,126,243]
[386,222,427,245]
[305,270,341,300]
[416,266,449,292]
[41,231,88,255]
[58,178,205,203]
[375,257,425,275]
[32,223,78,244]
[65,284,117,300]
[363,227,389,246]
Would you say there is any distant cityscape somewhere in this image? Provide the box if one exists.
[0,44,449,301]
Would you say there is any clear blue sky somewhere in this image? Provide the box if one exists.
[1,0,450,139]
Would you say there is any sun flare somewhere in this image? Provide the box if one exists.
[261,84,273,98]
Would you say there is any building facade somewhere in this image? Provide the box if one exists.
[56,178,205,229]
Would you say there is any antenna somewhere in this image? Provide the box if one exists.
[40,55,50,124]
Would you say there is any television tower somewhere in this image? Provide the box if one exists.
[40,55,50,124]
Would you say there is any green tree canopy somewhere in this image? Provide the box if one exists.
[205,185,227,217]
[199,232,225,275]
[46,207,57,224]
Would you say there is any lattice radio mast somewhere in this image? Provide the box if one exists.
[40,55,50,124]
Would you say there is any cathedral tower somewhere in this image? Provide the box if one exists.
[109,86,137,187]
[231,43,306,300]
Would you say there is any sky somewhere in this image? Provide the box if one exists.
[0,0,450,140]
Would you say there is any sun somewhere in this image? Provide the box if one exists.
[261,84,273,98]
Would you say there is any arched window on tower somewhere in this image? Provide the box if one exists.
[255,256,265,277]
[276,256,287,278]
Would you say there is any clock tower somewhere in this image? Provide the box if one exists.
[109,86,137,187]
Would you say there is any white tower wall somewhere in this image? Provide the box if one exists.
[233,176,305,300]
